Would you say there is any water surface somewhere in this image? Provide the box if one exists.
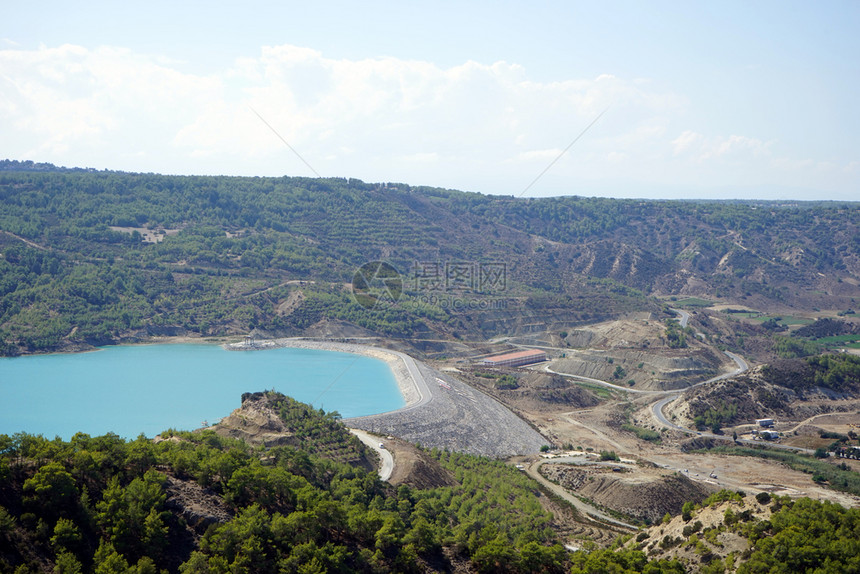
[0,344,404,439]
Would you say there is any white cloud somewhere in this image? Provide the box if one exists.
[708,134,773,160]
[399,152,439,163]
[0,44,220,162]
[671,131,774,162]
[0,42,853,198]
[672,130,704,155]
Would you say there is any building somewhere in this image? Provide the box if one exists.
[756,418,774,428]
[482,349,547,368]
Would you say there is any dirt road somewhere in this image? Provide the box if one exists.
[523,457,636,530]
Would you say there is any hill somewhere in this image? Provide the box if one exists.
[0,164,858,355]
[5,163,860,572]
[623,489,860,573]
[672,353,860,432]
[0,393,567,573]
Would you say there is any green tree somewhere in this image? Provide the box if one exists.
[518,541,565,573]
[682,501,695,522]
[50,518,82,554]
[470,535,517,573]
[0,505,16,535]
[662,512,672,525]
[54,552,83,574]
[93,541,130,574]
[23,462,79,521]
[96,471,169,562]
[755,492,771,505]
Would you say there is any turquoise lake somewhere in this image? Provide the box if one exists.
[0,344,405,440]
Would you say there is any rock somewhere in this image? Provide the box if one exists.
[162,474,232,534]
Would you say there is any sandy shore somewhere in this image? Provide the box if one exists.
[224,338,423,408]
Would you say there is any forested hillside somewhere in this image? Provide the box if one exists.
[6,393,860,573]
[1,162,858,355]
[0,392,564,573]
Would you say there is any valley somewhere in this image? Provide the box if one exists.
[2,163,860,572]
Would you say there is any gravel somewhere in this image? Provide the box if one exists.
[227,337,547,458]
[344,360,548,458]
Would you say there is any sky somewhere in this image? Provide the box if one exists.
[1,1,858,200]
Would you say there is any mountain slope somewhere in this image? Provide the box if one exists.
[1,164,858,355]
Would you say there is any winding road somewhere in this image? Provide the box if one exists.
[671,308,691,328]
[523,457,637,530]
[350,429,395,481]
[542,309,755,443]
[651,350,749,427]
[549,317,817,456]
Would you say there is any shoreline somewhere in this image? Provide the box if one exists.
[4,335,425,415]
[224,337,427,411]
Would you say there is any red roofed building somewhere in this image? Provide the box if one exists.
[482,349,547,368]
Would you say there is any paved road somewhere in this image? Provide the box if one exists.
[648,355,815,456]
[546,350,748,398]
[350,429,394,481]
[649,350,749,431]
[547,340,813,456]
[671,308,691,328]
[546,344,757,443]
[652,395,686,430]
[648,414,816,456]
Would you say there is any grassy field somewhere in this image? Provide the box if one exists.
[777,316,815,326]
[721,309,813,327]
[671,297,714,308]
[573,381,619,399]
[814,334,860,349]
[723,310,763,318]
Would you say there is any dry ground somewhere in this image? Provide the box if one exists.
[520,398,860,512]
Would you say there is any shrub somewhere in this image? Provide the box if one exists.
[662,513,672,525]
[682,502,694,522]
[599,450,619,461]
[494,374,519,390]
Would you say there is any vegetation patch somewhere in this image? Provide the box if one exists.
[0,395,568,573]
[621,423,662,443]
[693,444,860,497]
[693,400,739,433]
[572,381,617,400]
[671,297,713,308]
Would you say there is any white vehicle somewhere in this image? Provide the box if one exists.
[379,443,385,449]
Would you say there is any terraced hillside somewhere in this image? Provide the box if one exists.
[1,163,859,356]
